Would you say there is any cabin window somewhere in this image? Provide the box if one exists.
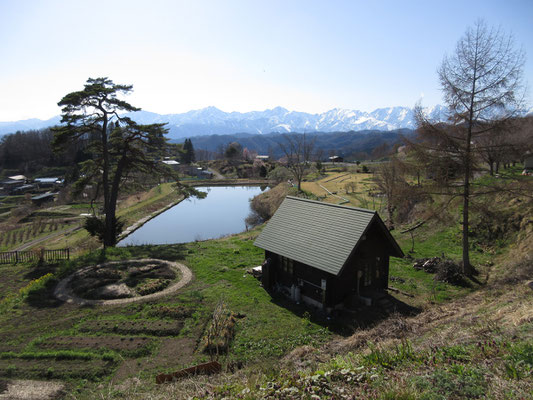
[281,256,293,275]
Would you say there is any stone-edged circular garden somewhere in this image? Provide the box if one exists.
[54,258,192,306]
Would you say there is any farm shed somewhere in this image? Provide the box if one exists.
[254,196,404,312]
[328,155,344,163]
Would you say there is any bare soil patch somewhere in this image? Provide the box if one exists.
[0,379,64,400]
[112,337,196,383]
[37,336,152,352]
[0,359,113,380]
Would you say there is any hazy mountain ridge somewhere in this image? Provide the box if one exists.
[187,128,415,160]
[0,105,447,138]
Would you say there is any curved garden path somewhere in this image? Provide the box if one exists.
[54,258,193,306]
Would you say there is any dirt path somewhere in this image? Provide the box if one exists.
[119,194,184,241]
[318,183,350,203]
[208,168,225,179]
[13,224,81,251]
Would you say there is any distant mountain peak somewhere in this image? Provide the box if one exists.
[0,105,447,138]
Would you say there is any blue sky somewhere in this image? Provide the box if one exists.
[0,0,531,121]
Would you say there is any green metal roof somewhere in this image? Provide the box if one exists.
[254,196,403,276]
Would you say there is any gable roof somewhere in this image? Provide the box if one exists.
[254,196,403,276]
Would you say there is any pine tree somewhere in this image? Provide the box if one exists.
[53,77,175,247]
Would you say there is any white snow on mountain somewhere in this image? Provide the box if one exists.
[0,106,450,138]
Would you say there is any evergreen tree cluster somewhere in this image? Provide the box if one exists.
[182,138,195,164]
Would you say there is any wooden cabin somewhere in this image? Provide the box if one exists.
[254,196,404,312]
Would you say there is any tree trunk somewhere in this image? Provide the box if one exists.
[387,201,394,230]
[103,149,127,247]
[100,111,114,248]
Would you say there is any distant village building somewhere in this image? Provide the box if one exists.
[34,177,64,188]
[12,184,37,194]
[8,175,27,181]
[162,159,180,171]
[328,155,343,163]
[178,165,213,179]
[0,175,28,194]
[255,155,270,161]
[0,179,25,195]
[254,197,404,312]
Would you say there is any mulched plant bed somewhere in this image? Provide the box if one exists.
[0,359,114,380]
[79,319,183,336]
[70,260,178,300]
[37,336,152,352]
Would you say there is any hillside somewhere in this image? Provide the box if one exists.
[88,190,532,400]
[0,167,531,400]
[187,129,413,160]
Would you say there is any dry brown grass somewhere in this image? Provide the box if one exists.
[301,171,375,208]
[328,269,532,357]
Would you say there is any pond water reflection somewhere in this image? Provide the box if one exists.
[118,185,265,246]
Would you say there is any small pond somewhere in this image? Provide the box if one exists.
[118,185,266,246]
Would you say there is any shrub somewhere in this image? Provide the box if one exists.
[249,183,288,221]
[83,215,125,245]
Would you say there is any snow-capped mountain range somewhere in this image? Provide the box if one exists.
[0,105,450,138]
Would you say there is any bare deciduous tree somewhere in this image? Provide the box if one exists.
[373,158,410,230]
[412,20,526,274]
[278,133,316,191]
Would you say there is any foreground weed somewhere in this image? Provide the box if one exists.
[504,342,533,380]
[363,340,421,369]
[431,367,486,399]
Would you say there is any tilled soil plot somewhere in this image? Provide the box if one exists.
[79,319,183,336]
[36,336,152,352]
[0,359,114,380]
[0,379,65,400]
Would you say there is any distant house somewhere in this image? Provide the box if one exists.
[162,159,180,171]
[0,179,24,195]
[12,184,37,194]
[8,175,27,181]
[179,165,213,179]
[199,170,214,178]
[255,155,270,161]
[34,177,64,188]
[0,175,29,195]
[328,155,343,163]
[254,196,404,312]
